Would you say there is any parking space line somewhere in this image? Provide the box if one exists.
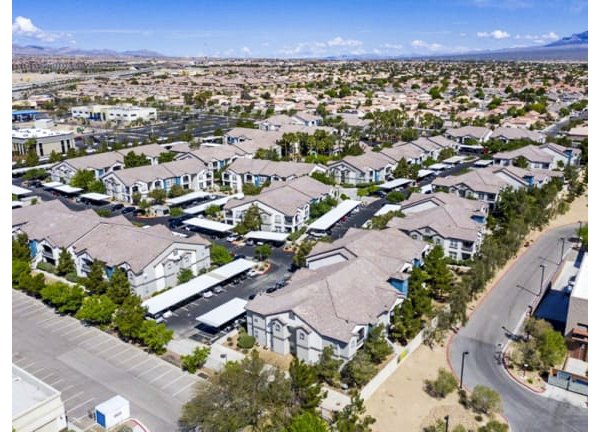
[172,381,196,397]
[41,319,68,329]
[119,351,145,366]
[81,336,114,351]
[102,343,128,356]
[106,345,131,359]
[37,316,56,324]
[149,368,176,384]
[53,321,80,332]
[17,360,37,369]
[127,356,153,371]
[161,373,187,390]
[63,391,84,404]
[68,397,95,414]
[64,325,85,337]
[70,331,93,344]
[137,363,163,378]
[30,366,46,375]
[39,372,57,381]
[47,377,64,387]
[13,303,43,314]
[59,384,74,394]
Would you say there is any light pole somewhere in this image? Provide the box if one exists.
[539,264,546,296]
[559,237,566,263]
[460,351,469,389]
[444,415,450,432]
[577,220,583,249]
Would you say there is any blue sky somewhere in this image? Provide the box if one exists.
[12,0,588,57]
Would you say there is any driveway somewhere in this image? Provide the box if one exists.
[448,224,587,432]
[13,290,201,432]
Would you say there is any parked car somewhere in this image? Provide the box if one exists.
[202,291,214,299]
[111,203,124,211]
[133,209,145,216]
[162,310,173,319]
[121,206,135,214]
[248,269,259,278]
[214,286,224,294]
[248,293,257,300]
[266,286,277,294]
[226,234,240,242]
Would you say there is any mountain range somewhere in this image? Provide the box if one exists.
[12,31,587,60]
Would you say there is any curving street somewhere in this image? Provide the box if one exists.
[448,224,587,432]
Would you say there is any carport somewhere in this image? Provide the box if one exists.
[244,231,288,245]
[307,199,362,236]
[53,184,83,197]
[183,195,238,215]
[79,192,112,205]
[166,191,212,207]
[183,217,233,236]
[195,297,248,329]
[142,258,255,317]
[12,185,32,198]
[377,178,414,192]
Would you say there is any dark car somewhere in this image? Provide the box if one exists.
[121,206,135,214]
[248,293,257,300]
[266,286,277,293]
[133,209,146,216]
[111,203,124,211]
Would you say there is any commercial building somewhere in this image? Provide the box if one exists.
[12,128,75,157]
[12,364,67,432]
[70,104,157,123]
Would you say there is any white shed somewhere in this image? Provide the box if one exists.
[95,395,130,429]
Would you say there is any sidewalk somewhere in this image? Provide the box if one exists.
[542,384,588,408]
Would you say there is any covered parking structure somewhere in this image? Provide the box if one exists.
[166,191,213,208]
[377,178,414,192]
[12,163,54,177]
[142,258,255,317]
[12,185,32,198]
[79,192,112,206]
[307,199,362,236]
[183,195,239,216]
[53,184,83,197]
[183,217,233,237]
[244,231,288,246]
[196,297,248,330]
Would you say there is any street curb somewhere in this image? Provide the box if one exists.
[500,343,546,394]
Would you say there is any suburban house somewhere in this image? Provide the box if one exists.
[246,259,400,364]
[388,192,488,261]
[379,142,425,165]
[489,127,546,144]
[223,177,333,233]
[101,158,213,203]
[222,158,326,193]
[12,200,210,297]
[445,126,492,144]
[327,150,396,185]
[493,144,579,170]
[408,136,459,160]
[306,228,430,296]
[49,144,172,183]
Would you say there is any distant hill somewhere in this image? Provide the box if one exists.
[545,31,588,47]
[12,44,164,58]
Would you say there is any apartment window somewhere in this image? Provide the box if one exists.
[38,142,44,156]
[275,323,281,331]
[450,240,459,249]
[289,312,295,320]
[449,251,458,260]
[299,333,305,341]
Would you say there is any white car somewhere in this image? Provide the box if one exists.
[214,286,224,294]
[226,235,239,242]
[203,291,214,299]
[248,269,259,278]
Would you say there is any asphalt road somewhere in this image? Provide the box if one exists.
[448,224,587,432]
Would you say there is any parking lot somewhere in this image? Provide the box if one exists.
[13,290,201,432]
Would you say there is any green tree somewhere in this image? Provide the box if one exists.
[424,368,458,398]
[106,268,132,305]
[204,205,221,219]
[293,241,314,269]
[513,156,529,169]
[179,350,293,432]
[289,357,326,411]
[210,244,233,266]
[341,351,377,388]
[132,192,142,205]
[234,204,262,235]
[478,420,509,432]
[424,246,453,299]
[40,282,85,314]
[393,158,419,180]
[148,188,167,204]
[470,385,502,414]
[315,346,343,386]
[140,320,173,354]
[25,149,40,167]
[13,260,31,288]
[124,151,150,168]
[75,295,117,325]
[158,152,176,163]
[13,233,31,262]
[538,328,567,369]
[242,182,263,196]
[363,324,392,364]
[181,346,211,373]
[49,150,62,163]
[288,411,329,432]
[386,191,405,204]
[255,244,272,261]
[70,169,96,191]
[332,392,376,432]
[113,295,147,340]
[17,271,46,297]
[56,248,75,276]
[437,147,455,162]
[83,260,109,295]
[168,184,186,198]
[178,268,195,284]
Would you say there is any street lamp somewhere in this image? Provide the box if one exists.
[444,415,450,432]
[559,237,566,263]
[578,220,584,249]
[539,264,546,296]
[460,351,470,389]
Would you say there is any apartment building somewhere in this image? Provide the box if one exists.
[12,200,210,298]
[388,192,488,261]
[222,158,326,193]
[71,104,157,123]
[102,158,213,203]
[490,126,546,144]
[223,177,332,233]
[445,126,492,144]
[493,143,579,170]
[327,150,396,185]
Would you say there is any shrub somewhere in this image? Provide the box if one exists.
[237,332,256,349]
[37,261,57,274]
[65,272,80,283]
[478,421,509,432]
[425,368,458,398]
[474,415,483,422]
[470,385,502,414]
[458,389,469,407]
[95,208,112,217]
[181,346,211,373]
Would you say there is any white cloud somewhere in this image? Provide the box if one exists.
[459,32,467,37]
[477,30,511,39]
[383,43,403,50]
[12,16,73,43]
[514,32,560,44]
[241,46,251,55]
[410,40,443,51]
[326,36,363,47]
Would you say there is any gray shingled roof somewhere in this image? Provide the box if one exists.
[490,127,544,142]
[493,145,554,164]
[107,158,207,186]
[227,158,319,178]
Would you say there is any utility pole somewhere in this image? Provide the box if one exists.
[460,351,470,389]
[539,264,546,296]
[559,237,566,263]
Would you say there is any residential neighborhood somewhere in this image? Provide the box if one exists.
[11,3,590,432]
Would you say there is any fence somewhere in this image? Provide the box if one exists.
[360,315,439,400]
[548,371,588,396]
